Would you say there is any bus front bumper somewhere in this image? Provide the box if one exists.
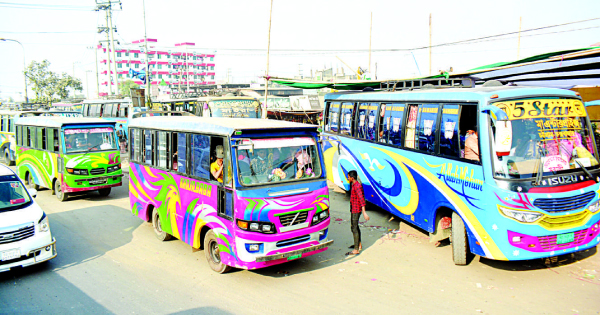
[255,240,333,262]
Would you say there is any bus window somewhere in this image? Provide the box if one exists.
[384,104,405,146]
[405,105,419,149]
[9,118,13,133]
[357,103,378,141]
[53,129,59,152]
[191,134,210,179]
[133,129,141,162]
[171,133,178,171]
[340,102,355,136]
[326,102,340,133]
[40,128,47,150]
[0,116,5,132]
[158,131,167,169]
[144,130,152,164]
[47,128,54,152]
[105,104,113,117]
[27,127,34,147]
[459,105,479,161]
[16,126,21,146]
[417,104,440,153]
[377,104,386,142]
[440,105,460,157]
[177,133,187,173]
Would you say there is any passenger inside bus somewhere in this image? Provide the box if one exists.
[210,145,224,183]
[464,129,479,161]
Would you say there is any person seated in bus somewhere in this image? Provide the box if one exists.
[65,135,76,150]
[172,150,178,171]
[250,148,271,175]
[210,145,225,183]
[464,129,479,161]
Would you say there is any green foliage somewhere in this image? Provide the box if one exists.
[118,79,139,97]
[24,60,82,104]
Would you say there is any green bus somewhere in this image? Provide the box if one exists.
[15,117,124,201]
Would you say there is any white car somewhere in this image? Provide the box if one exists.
[0,164,56,272]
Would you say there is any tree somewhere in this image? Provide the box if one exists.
[118,79,139,97]
[24,60,82,104]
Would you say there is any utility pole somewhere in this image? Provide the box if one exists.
[429,13,432,76]
[263,0,273,119]
[369,12,372,76]
[142,0,151,106]
[108,5,120,91]
[95,0,122,96]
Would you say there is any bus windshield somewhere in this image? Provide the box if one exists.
[209,100,261,118]
[64,127,117,154]
[237,137,322,185]
[492,99,599,179]
[0,180,31,212]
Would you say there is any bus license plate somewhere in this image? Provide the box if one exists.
[556,232,574,245]
[287,254,302,261]
[89,179,107,185]
[1,248,20,261]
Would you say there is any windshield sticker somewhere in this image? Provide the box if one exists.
[65,128,113,135]
[494,99,586,120]
[10,183,19,188]
[423,120,434,136]
[542,156,570,172]
[10,198,25,204]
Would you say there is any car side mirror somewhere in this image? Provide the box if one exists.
[27,188,37,198]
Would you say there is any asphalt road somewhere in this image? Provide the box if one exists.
[1,171,599,315]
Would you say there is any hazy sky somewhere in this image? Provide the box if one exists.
[1,0,599,100]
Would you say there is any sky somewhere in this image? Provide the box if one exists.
[0,0,599,101]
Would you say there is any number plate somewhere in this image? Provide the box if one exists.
[556,232,575,244]
[89,179,107,185]
[1,248,21,261]
[287,254,302,261]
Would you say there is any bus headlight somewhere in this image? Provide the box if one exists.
[311,209,330,226]
[499,206,543,223]
[588,200,600,213]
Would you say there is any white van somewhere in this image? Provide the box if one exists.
[0,164,56,272]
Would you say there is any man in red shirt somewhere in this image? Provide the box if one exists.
[347,170,369,256]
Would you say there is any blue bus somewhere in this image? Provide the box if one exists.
[323,85,600,264]
[81,100,148,140]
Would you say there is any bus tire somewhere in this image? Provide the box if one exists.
[4,149,12,166]
[28,172,40,190]
[152,207,172,241]
[204,230,231,274]
[55,180,68,202]
[98,188,111,197]
[451,212,469,265]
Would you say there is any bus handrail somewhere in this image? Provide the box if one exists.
[132,110,194,119]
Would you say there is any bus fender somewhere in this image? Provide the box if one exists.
[429,206,454,243]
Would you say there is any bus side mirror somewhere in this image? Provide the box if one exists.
[495,120,512,157]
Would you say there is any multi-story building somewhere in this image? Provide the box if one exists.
[97,38,216,97]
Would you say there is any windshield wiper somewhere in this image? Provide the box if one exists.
[535,144,544,185]
[574,159,594,181]
[82,143,102,157]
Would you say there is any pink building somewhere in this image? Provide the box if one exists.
[98,38,216,96]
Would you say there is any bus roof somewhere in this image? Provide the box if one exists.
[129,116,317,136]
[324,86,579,103]
[82,99,131,104]
[15,116,117,127]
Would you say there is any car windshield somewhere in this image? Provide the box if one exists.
[64,127,117,154]
[491,98,599,179]
[237,137,322,186]
[0,180,31,212]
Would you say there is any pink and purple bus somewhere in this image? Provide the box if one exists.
[128,116,332,273]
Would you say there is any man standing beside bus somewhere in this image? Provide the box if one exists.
[347,170,369,256]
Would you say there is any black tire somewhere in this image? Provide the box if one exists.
[98,188,111,197]
[3,149,11,166]
[55,179,68,202]
[451,212,469,265]
[28,173,40,190]
[152,207,172,241]
[204,230,231,274]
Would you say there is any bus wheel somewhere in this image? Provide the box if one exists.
[152,207,172,241]
[451,212,469,265]
[204,230,231,274]
[28,173,40,190]
[3,149,12,166]
[98,188,111,197]
[55,180,68,202]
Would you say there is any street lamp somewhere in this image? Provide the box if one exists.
[0,38,28,102]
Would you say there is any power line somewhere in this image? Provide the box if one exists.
[0,31,95,34]
[0,2,94,11]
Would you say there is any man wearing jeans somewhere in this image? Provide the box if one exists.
[346,170,370,256]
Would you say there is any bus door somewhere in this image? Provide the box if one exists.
[217,139,234,220]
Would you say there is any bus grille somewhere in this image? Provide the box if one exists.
[533,191,595,212]
[0,223,35,245]
[90,168,105,175]
[538,211,591,230]
[276,235,310,247]
[279,211,308,227]
[538,229,588,251]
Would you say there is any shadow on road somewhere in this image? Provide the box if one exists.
[0,205,141,314]
[480,246,598,271]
